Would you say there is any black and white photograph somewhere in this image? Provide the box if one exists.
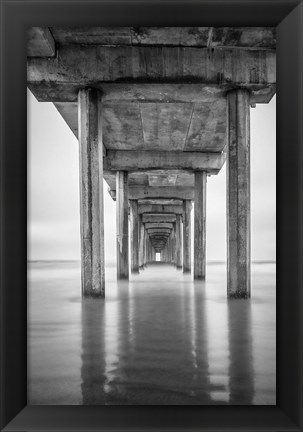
[27,26,276,406]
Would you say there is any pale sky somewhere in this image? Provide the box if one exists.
[27,90,276,262]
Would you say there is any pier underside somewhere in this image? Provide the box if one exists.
[27,26,276,298]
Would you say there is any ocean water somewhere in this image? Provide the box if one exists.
[27,261,276,405]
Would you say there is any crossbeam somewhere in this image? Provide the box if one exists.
[129,186,194,200]
[145,223,173,230]
[138,204,183,215]
[142,213,176,223]
[28,45,276,100]
[104,150,224,172]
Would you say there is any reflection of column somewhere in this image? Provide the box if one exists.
[206,289,230,403]
[227,301,254,404]
[178,282,211,403]
[194,171,207,280]
[116,171,129,279]
[81,299,106,404]
[104,281,135,403]
[130,200,139,273]
[78,88,105,297]
[183,200,192,273]
[176,215,182,269]
[227,89,251,298]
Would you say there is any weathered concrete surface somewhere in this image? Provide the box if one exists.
[227,89,251,298]
[78,89,105,297]
[147,229,171,235]
[128,186,194,200]
[104,151,224,171]
[175,215,182,269]
[138,204,183,215]
[47,27,275,49]
[145,223,173,230]
[148,173,177,186]
[183,200,192,273]
[37,82,274,105]
[130,200,139,273]
[116,171,129,279]
[27,27,56,57]
[194,172,207,280]
[104,170,218,203]
[50,27,132,46]
[27,45,275,86]
[139,199,182,206]
[142,213,176,223]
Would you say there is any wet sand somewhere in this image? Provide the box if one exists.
[28,261,276,405]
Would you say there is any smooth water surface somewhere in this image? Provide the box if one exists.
[28,261,276,405]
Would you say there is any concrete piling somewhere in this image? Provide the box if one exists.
[194,171,207,280]
[78,88,105,297]
[227,89,251,298]
[116,171,129,279]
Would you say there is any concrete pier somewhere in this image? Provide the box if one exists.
[78,88,105,297]
[194,171,207,280]
[116,171,129,279]
[227,89,251,298]
[27,27,276,298]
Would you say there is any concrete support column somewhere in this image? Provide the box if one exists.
[161,246,166,262]
[143,228,147,266]
[176,214,182,269]
[139,217,144,269]
[168,236,172,264]
[130,200,139,273]
[183,200,192,273]
[78,88,105,297]
[194,171,207,280]
[227,89,251,298]
[148,239,153,262]
[172,225,176,265]
[116,171,129,279]
[147,235,150,263]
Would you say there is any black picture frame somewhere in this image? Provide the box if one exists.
[1,0,302,431]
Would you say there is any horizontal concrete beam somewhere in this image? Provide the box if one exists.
[48,27,276,49]
[138,204,183,215]
[147,228,171,235]
[129,186,194,200]
[138,199,183,206]
[142,213,176,223]
[30,82,275,104]
[28,45,275,88]
[145,223,173,230]
[104,150,225,172]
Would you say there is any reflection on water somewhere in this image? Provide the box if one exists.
[28,261,276,405]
